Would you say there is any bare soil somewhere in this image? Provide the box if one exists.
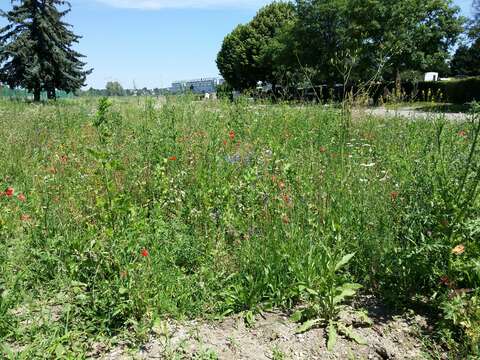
[99,301,435,360]
[361,107,469,122]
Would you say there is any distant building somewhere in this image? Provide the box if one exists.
[424,72,439,82]
[170,78,224,94]
[171,81,186,94]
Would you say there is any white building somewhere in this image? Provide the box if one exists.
[424,72,439,82]
[170,78,224,94]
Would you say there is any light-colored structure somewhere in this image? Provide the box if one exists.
[170,78,224,94]
[170,81,186,94]
[424,72,439,82]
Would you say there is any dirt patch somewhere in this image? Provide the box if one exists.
[100,303,433,359]
[357,107,469,122]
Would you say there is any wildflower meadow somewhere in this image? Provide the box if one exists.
[0,97,479,358]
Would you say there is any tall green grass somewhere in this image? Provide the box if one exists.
[0,97,478,357]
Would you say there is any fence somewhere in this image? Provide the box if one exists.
[0,86,75,100]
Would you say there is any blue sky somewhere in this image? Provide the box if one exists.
[0,0,476,89]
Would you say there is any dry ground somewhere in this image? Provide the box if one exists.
[98,300,436,360]
[362,107,469,122]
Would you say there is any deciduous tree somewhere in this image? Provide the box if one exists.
[451,38,480,76]
[471,0,480,37]
[293,0,463,86]
[105,81,124,97]
[216,2,295,91]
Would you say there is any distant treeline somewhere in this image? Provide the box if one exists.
[77,81,169,97]
[79,88,168,97]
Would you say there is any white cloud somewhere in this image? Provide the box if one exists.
[96,0,272,10]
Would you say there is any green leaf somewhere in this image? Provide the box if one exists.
[335,253,355,271]
[338,324,367,345]
[118,287,128,295]
[86,147,106,160]
[152,319,169,337]
[290,310,303,323]
[333,293,353,305]
[107,159,125,171]
[355,310,373,327]
[244,310,255,327]
[327,321,337,351]
[71,281,87,288]
[55,343,66,358]
[333,283,362,305]
[296,319,319,334]
[305,287,319,296]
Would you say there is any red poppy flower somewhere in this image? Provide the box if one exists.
[458,130,467,137]
[17,193,26,202]
[390,191,399,201]
[229,130,235,140]
[60,155,68,164]
[5,187,14,197]
[21,214,31,222]
[141,248,149,257]
[169,156,177,161]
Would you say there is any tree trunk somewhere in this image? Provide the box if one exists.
[271,81,278,102]
[33,87,41,102]
[395,68,402,99]
[47,88,56,100]
[328,79,336,102]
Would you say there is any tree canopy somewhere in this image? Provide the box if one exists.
[451,38,480,76]
[105,81,125,97]
[0,0,92,101]
[216,2,295,91]
[472,0,480,37]
[287,0,463,84]
[217,0,464,91]
[449,0,480,77]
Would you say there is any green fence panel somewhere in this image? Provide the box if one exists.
[0,87,75,99]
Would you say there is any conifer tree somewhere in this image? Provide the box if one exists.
[0,0,92,101]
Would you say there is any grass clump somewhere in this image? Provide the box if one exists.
[0,97,479,357]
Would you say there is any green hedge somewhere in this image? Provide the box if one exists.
[415,77,480,104]
[368,77,480,105]
[280,77,480,104]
